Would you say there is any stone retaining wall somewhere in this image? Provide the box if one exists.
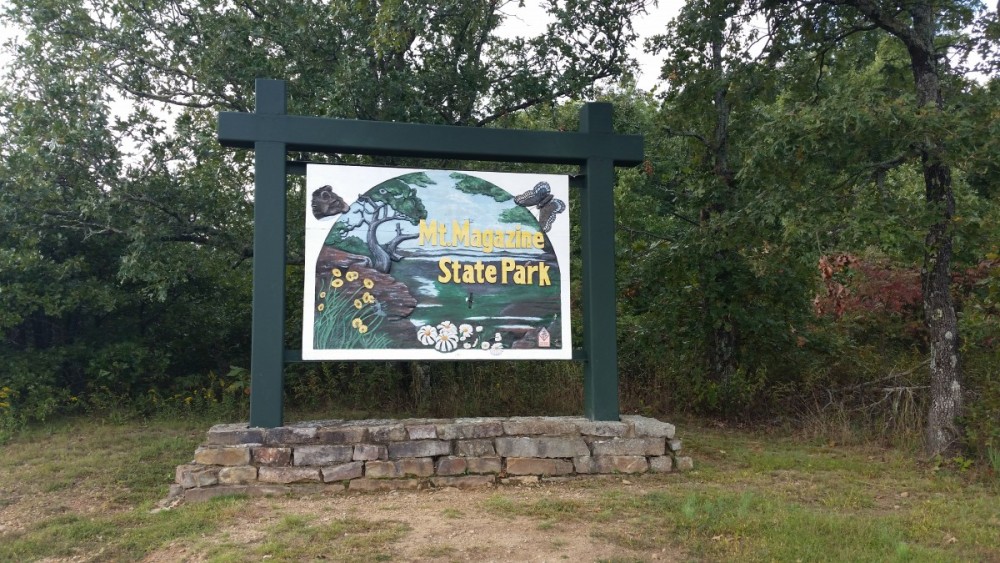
[171,416,693,502]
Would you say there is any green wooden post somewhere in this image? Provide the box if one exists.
[579,103,619,421]
[249,79,287,428]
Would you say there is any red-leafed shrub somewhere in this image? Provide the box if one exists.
[814,253,923,322]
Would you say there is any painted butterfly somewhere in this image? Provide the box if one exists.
[514,181,565,233]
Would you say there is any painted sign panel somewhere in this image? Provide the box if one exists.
[302,165,572,360]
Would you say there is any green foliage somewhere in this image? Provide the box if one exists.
[395,172,435,187]
[498,206,537,226]
[0,0,642,421]
[0,0,998,459]
[617,10,822,414]
[332,235,371,257]
[962,356,1000,461]
[366,178,428,224]
[2,0,642,126]
[450,172,513,202]
[281,360,583,418]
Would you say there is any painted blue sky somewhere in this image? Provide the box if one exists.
[337,169,546,257]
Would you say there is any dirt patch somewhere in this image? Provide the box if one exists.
[0,487,126,536]
[149,479,685,562]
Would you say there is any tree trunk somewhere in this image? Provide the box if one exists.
[905,4,963,456]
[706,33,739,383]
[385,223,418,262]
[921,155,961,455]
[366,226,392,273]
[364,206,417,274]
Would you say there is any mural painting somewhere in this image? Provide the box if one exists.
[302,165,572,360]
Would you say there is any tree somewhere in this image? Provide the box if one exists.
[0,0,649,413]
[647,0,771,385]
[624,0,821,415]
[3,0,647,125]
[329,175,430,273]
[743,0,996,454]
[0,57,254,419]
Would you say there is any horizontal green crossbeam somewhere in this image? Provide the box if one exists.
[218,112,642,166]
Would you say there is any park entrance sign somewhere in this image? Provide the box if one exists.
[303,166,572,360]
[217,79,642,428]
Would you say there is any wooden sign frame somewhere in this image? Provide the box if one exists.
[218,79,643,427]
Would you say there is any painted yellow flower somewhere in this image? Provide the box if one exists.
[359,325,368,334]
[362,292,374,304]
[354,299,363,309]
[332,268,342,277]
[318,304,325,312]
[364,278,374,289]
[332,279,344,288]
[319,291,326,298]
[346,271,359,282]
[352,318,363,328]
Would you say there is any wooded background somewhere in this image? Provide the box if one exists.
[0,0,997,460]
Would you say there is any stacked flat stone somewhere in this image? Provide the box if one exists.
[173,416,693,502]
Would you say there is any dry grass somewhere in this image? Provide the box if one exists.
[1,414,998,561]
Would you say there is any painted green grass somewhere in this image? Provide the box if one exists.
[313,276,390,349]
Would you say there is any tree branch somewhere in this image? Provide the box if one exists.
[662,127,710,148]
[616,222,673,242]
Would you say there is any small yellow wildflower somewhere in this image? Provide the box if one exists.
[318,304,325,312]
[364,278,374,289]
[359,325,368,334]
[332,268,342,277]
[352,318,363,328]
[346,271,359,282]
[354,299,363,309]
[362,292,374,304]
[332,279,344,288]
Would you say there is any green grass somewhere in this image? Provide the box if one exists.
[480,426,1000,562]
[1,415,998,561]
[0,415,231,560]
[483,494,585,520]
[203,515,409,562]
[0,493,248,560]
